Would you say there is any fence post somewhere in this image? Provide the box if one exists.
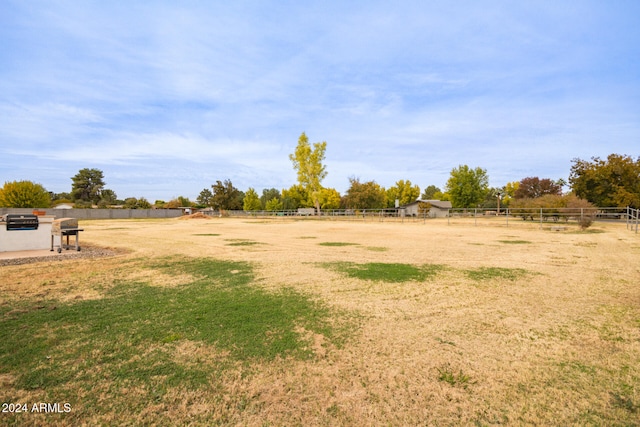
[506,208,509,227]
[540,208,543,229]
[474,208,477,226]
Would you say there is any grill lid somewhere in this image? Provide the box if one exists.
[4,214,39,231]
[51,217,79,233]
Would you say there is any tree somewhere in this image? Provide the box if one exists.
[138,197,151,209]
[569,154,640,208]
[514,177,562,199]
[265,198,283,211]
[510,193,596,225]
[175,196,193,207]
[281,184,310,210]
[51,192,72,202]
[0,180,51,208]
[481,187,503,209]
[100,189,117,205]
[71,168,105,204]
[123,197,151,209]
[421,185,441,200]
[386,180,420,207]
[164,199,180,209]
[196,189,213,207]
[445,165,489,209]
[289,132,327,213]
[344,178,386,209]
[123,197,138,209]
[211,179,243,210]
[501,181,519,207]
[318,187,341,210]
[243,188,262,211]
[260,188,281,209]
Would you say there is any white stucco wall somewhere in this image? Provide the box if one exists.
[0,216,54,252]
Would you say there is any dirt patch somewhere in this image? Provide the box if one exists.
[178,212,213,220]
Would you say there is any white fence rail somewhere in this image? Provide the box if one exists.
[202,206,636,229]
[628,207,639,233]
[1,206,637,232]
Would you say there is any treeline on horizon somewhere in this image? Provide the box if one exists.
[1,151,639,211]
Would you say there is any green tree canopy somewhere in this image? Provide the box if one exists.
[211,180,243,210]
[265,198,283,211]
[260,188,281,209]
[197,188,213,207]
[243,188,262,211]
[71,168,105,204]
[344,178,386,209]
[481,187,503,209]
[502,181,519,207]
[421,185,441,200]
[386,180,420,207]
[445,165,489,209]
[0,180,51,208]
[281,184,310,210]
[177,196,193,207]
[100,189,118,205]
[569,154,640,208]
[289,132,327,213]
[123,197,151,209]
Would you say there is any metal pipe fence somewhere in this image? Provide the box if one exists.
[447,207,624,227]
[3,206,632,231]
[203,208,435,223]
[201,206,635,230]
[628,207,639,233]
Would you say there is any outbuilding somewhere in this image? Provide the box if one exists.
[400,199,452,218]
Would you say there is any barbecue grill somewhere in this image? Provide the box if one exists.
[3,214,39,231]
[51,218,84,253]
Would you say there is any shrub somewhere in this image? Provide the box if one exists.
[579,215,594,230]
[509,193,596,224]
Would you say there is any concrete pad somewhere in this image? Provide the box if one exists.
[0,248,79,260]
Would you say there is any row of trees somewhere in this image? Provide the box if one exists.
[0,168,157,209]
[189,136,637,212]
[1,134,638,210]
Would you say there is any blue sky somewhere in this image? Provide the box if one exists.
[1,1,638,202]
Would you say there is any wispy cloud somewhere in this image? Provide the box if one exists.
[1,1,638,199]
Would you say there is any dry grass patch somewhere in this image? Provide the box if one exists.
[1,218,639,425]
[0,256,139,303]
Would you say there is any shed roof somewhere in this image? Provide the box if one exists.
[401,199,452,209]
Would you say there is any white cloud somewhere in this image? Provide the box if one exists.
[1,1,638,201]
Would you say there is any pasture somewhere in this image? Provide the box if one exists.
[1,217,639,425]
